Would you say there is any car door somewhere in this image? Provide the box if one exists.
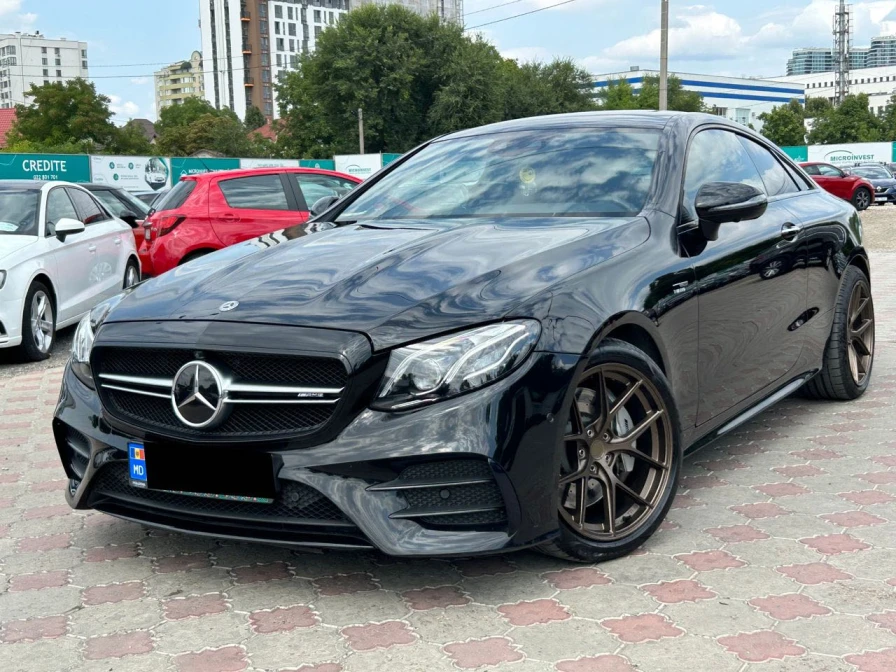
[66,187,124,301]
[815,163,851,199]
[682,128,808,425]
[43,186,107,321]
[210,173,306,247]
[288,173,358,212]
[90,188,148,250]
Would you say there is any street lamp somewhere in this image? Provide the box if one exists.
[659,0,669,111]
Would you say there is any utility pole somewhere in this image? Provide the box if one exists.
[358,108,365,154]
[659,0,669,111]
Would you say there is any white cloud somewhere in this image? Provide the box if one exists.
[582,1,896,76]
[501,46,551,63]
[130,77,150,85]
[108,94,140,119]
[0,0,22,17]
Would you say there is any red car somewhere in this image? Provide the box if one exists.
[140,167,361,276]
[799,162,874,210]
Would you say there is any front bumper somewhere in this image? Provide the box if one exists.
[0,295,25,349]
[53,351,579,557]
[874,187,896,203]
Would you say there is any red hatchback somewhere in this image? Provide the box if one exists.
[140,167,361,276]
[798,162,874,211]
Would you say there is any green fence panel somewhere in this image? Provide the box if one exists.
[171,157,240,182]
[299,159,336,170]
[780,146,808,162]
[0,153,90,182]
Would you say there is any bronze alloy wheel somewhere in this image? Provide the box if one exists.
[558,363,674,541]
[847,279,874,386]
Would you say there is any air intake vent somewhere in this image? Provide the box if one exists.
[369,459,507,527]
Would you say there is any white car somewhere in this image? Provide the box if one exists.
[0,180,140,361]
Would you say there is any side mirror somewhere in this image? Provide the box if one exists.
[55,217,85,241]
[310,195,339,217]
[119,210,138,227]
[694,182,767,241]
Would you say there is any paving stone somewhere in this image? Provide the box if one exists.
[314,590,410,627]
[622,634,742,671]
[510,618,618,661]
[776,613,896,656]
[405,602,508,645]
[663,598,775,637]
[561,583,658,622]
[154,611,252,654]
[245,627,348,669]
[69,597,164,637]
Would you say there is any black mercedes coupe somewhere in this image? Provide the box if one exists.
[53,112,874,562]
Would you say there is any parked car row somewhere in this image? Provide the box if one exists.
[0,167,360,361]
[139,167,360,276]
[0,181,140,361]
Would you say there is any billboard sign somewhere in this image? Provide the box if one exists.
[90,155,171,192]
[299,159,336,170]
[334,154,382,180]
[779,146,808,162]
[807,142,892,166]
[0,153,91,182]
[171,157,240,182]
[240,158,300,169]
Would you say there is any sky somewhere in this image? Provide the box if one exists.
[4,0,896,123]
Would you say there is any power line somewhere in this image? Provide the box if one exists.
[464,0,579,29]
[464,0,525,17]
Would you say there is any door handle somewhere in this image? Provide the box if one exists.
[114,238,121,245]
[88,244,97,252]
[781,223,802,241]
[219,214,241,222]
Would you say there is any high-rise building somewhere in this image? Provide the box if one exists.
[786,36,896,76]
[155,51,205,112]
[786,48,833,76]
[351,0,463,24]
[199,0,348,121]
[0,31,89,109]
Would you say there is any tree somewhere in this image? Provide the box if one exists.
[758,99,806,146]
[244,105,267,131]
[111,120,153,155]
[808,94,882,144]
[275,5,595,156]
[878,93,896,140]
[596,75,703,112]
[804,97,832,119]
[7,78,119,152]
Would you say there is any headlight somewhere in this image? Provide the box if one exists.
[70,294,126,388]
[372,321,541,411]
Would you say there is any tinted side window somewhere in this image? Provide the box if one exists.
[91,190,130,218]
[802,164,821,175]
[67,188,107,225]
[817,164,842,177]
[738,137,799,196]
[683,129,764,215]
[218,174,289,210]
[45,187,78,236]
[293,174,356,208]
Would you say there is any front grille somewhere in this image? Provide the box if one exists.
[89,462,347,522]
[371,459,508,528]
[98,348,347,387]
[93,347,348,439]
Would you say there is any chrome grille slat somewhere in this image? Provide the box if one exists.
[93,347,348,438]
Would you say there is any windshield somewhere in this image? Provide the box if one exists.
[336,128,660,222]
[852,166,891,179]
[0,190,40,235]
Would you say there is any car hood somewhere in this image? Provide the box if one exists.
[864,177,896,187]
[0,235,36,264]
[108,217,649,350]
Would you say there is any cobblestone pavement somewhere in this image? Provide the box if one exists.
[0,255,894,672]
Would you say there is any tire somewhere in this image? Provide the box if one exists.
[538,338,682,563]
[19,281,55,362]
[802,265,874,401]
[123,259,140,289]
[852,187,871,211]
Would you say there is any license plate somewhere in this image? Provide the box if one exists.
[126,441,276,502]
[128,442,148,488]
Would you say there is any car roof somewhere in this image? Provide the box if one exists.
[180,166,361,183]
[439,110,742,141]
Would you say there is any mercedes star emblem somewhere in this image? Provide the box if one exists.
[219,301,239,312]
[171,361,228,428]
